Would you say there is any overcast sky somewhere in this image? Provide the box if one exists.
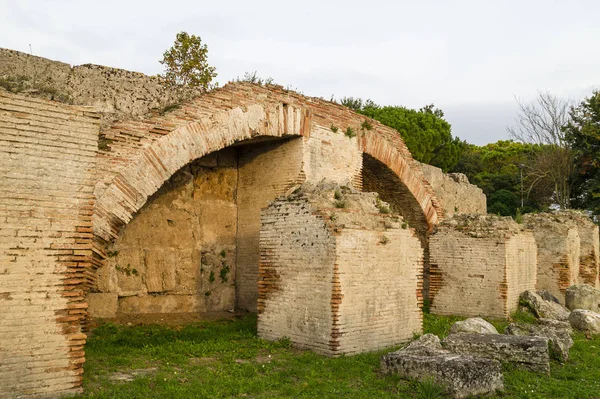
[1,0,599,145]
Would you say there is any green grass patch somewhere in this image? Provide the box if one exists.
[76,313,600,398]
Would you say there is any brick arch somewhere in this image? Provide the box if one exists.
[359,131,441,232]
[92,83,442,246]
[93,102,309,243]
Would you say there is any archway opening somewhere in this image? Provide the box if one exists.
[89,136,306,321]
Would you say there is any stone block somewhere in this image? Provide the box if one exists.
[569,309,600,334]
[87,293,118,318]
[443,333,550,374]
[118,294,200,314]
[381,334,503,399]
[505,322,573,362]
[449,317,498,335]
[521,290,570,321]
[565,284,600,312]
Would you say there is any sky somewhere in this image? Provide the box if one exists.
[1,0,599,145]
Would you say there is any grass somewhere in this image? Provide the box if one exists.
[75,312,600,398]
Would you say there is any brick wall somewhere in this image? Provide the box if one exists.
[523,213,581,303]
[258,184,423,355]
[0,90,99,397]
[430,215,537,318]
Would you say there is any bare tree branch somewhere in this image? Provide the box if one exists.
[507,92,573,209]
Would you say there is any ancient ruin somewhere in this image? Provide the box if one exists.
[429,214,538,318]
[1,47,599,397]
[257,183,423,355]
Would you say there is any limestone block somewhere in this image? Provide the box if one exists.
[87,293,118,319]
[443,333,550,374]
[538,318,574,334]
[568,309,600,334]
[565,284,600,312]
[520,290,570,321]
[118,295,200,314]
[505,322,573,362]
[381,334,503,398]
[449,318,498,335]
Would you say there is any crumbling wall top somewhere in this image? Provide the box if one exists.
[437,214,524,238]
[273,181,408,232]
[523,210,596,230]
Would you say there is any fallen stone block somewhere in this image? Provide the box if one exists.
[443,333,550,374]
[520,290,570,321]
[538,290,561,304]
[569,309,600,334]
[565,284,600,312]
[450,317,498,335]
[505,322,573,362]
[381,334,503,399]
[537,318,574,334]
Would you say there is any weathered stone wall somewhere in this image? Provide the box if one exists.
[0,48,200,126]
[0,90,99,397]
[523,213,581,303]
[430,215,537,318]
[258,184,423,355]
[418,162,487,217]
[91,148,238,316]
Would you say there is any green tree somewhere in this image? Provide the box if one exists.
[452,140,546,216]
[566,90,600,216]
[160,31,217,90]
[341,98,465,171]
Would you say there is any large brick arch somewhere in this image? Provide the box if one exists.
[93,82,442,246]
[93,103,309,242]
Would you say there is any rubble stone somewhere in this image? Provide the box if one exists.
[505,322,573,362]
[443,333,550,374]
[565,284,600,312]
[381,335,503,398]
[449,318,499,335]
[569,309,600,334]
[520,290,570,321]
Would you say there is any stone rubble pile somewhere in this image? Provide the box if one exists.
[383,284,600,398]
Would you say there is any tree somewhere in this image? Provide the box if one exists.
[566,91,600,215]
[160,32,217,90]
[451,140,546,216]
[341,97,465,171]
[507,92,573,209]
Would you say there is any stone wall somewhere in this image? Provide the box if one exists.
[0,90,99,397]
[418,162,487,217]
[258,183,423,355]
[429,215,537,318]
[91,148,238,316]
[0,48,199,126]
[522,213,581,303]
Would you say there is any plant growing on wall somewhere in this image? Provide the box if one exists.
[160,31,217,91]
